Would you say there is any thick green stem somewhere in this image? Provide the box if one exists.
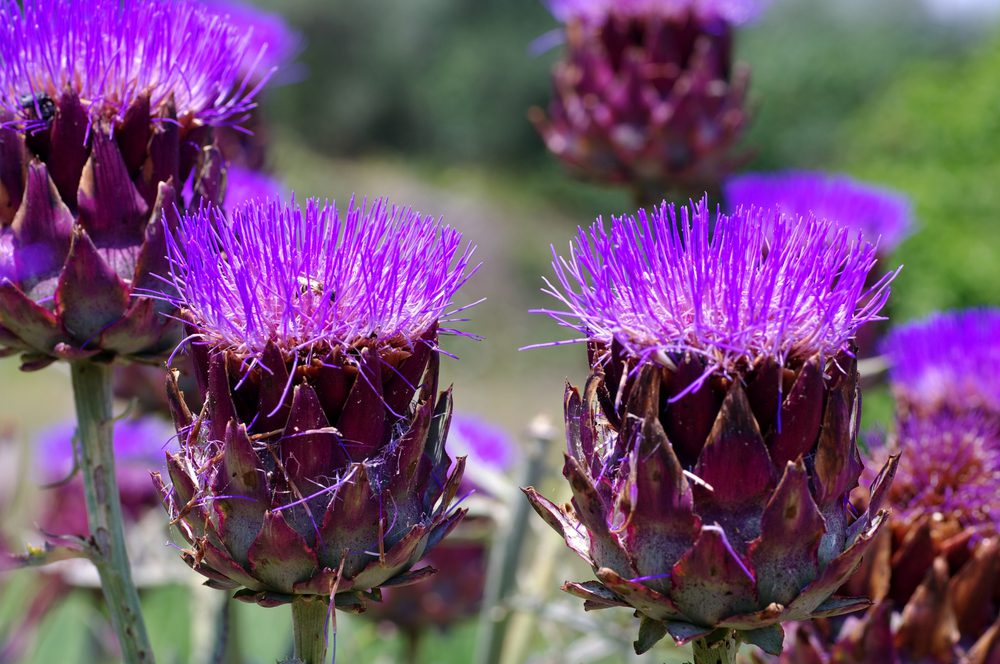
[70,361,154,664]
[291,596,331,664]
[691,634,740,664]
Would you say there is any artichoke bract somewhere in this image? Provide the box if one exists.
[533,0,764,202]
[153,197,478,611]
[364,414,516,634]
[526,199,900,658]
[0,0,273,370]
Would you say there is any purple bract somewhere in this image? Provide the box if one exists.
[725,171,914,254]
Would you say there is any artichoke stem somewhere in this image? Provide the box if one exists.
[70,361,155,664]
[691,633,740,664]
[291,596,331,664]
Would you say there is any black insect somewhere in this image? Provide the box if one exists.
[18,92,56,123]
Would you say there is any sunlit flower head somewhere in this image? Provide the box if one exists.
[538,197,897,384]
[164,196,478,360]
[0,0,274,132]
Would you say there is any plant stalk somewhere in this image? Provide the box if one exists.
[70,361,154,664]
[474,420,552,664]
[691,633,740,664]
[291,596,331,664]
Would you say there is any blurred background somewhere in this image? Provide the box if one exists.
[2,0,1000,661]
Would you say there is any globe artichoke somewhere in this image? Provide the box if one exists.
[154,197,478,612]
[0,0,273,370]
[364,414,516,634]
[526,198,900,658]
[533,0,764,203]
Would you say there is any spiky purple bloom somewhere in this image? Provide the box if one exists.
[547,0,768,26]
[155,196,478,610]
[0,0,274,368]
[725,172,914,254]
[881,309,1000,419]
[164,197,475,360]
[526,198,899,657]
[0,0,270,132]
[540,199,895,384]
[874,414,1000,532]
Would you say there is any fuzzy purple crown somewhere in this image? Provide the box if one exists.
[537,198,897,388]
[163,196,478,359]
[0,0,274,133]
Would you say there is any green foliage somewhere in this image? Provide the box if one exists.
[836,35,1000,321]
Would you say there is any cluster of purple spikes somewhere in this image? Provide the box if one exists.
[881,308,1000,416]
[539,199,897,389]
[546,0,768,25]
[163,197,478,360]
[0,0,272,132]
[725,171,915,253]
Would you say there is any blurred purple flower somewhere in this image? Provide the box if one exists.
[203,0,304,85]
[725,171,914,254]
[547,0,768,25]
[36,417,172,536]
[156,196,479,609]
[222,167,287,216]
[881,308,1000,418]
[448,414,516,478]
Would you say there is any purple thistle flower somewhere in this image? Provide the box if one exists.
[538,198,896,389]
[164,197,477,360]
[35,417,172,536]
[203,0,304,85]
[448,414,516,477]
[547,0,768,25]
[0,0,273,132]
[155,196,478,610]
[533,0,758,201]
[221,166,287,217]
[724,171,914,254]
[526,198,901,657]
[871,413,1000,534]
[881,308,1000,419]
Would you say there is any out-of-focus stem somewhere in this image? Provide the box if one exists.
[291,596,331,664]
[691,633,740,664]
[474,417,553,664]
[70,361,154,664]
